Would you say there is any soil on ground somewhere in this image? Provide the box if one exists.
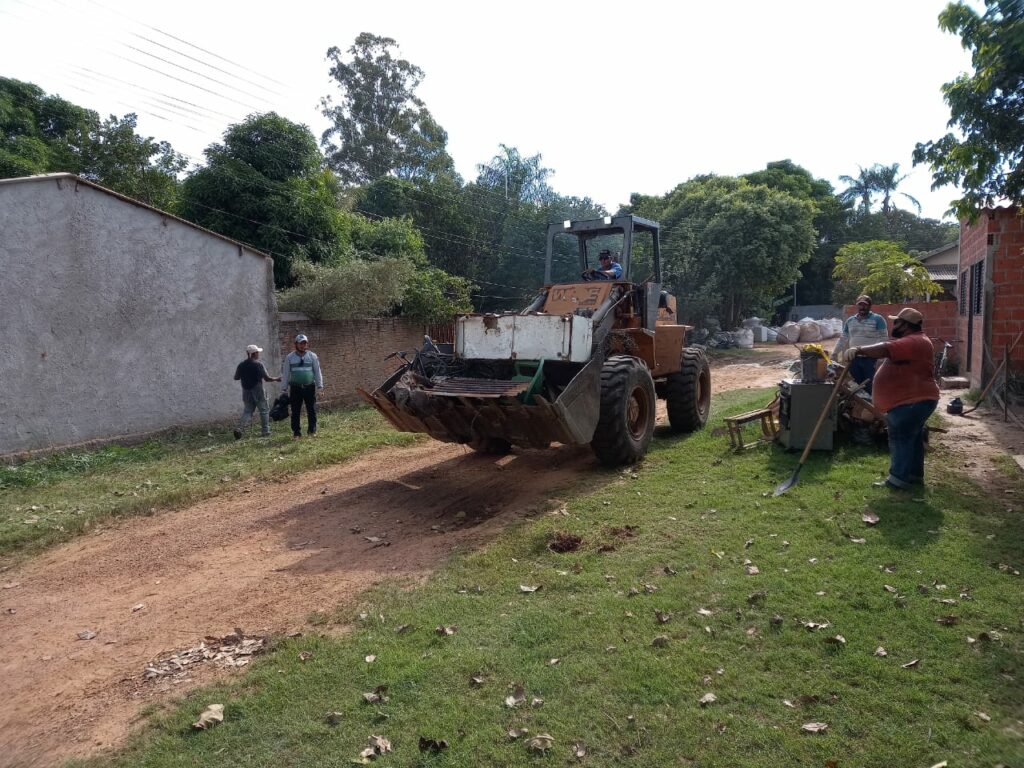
[2,347,1019,767]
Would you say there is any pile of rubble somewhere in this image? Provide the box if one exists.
[143,629,267,681]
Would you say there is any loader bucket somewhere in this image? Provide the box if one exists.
[358,356,602,450]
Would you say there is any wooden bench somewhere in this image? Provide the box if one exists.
[724,399,780,450]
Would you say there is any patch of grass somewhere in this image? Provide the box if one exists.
[0,407,419,562]
[74,390,1024,768]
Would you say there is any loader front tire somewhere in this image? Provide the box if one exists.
[591,356,656,467]
[665,348,711,433]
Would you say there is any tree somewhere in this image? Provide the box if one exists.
[839,165,876,214]
[913,0,1024,219]
[177,113,350,286]
[0,77,185,208]
[627,175,816,328]
[832,241,943,304]
[872,163,921,214]
[276,257,413,320]
[743,160,850,305]
[320,33,454,185]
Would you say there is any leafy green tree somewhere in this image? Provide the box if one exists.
[743,160,850,305]
[400,267,473,323]
[872,163,922,214]
[833,241,942,304]
[627,175,816,328]
[177,113,350,286]
[320,33,454,185]
[914,0,1024,219]
[0,77,185,208]
[276,257,412,320]
[847,210,958,253]
[838,165,876,214]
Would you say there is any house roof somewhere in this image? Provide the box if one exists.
[0,173,271,260]
[922,241,958,262]
[926,264,959,281]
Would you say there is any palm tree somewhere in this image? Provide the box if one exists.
[872,163,922,215]
[838,165,875,214]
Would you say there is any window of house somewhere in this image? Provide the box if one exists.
[971,260,984,315]
[959,270,968,315]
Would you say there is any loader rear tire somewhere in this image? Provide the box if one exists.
[468,436,512,455]
[666,348,711,433]
[591,356,656,467]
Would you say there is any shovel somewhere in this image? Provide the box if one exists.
[773,364,851,496]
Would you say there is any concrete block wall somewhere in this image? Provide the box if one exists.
[278,317,427,405]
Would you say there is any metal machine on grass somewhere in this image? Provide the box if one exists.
[359,215,711,466]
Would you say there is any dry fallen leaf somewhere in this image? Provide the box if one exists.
[936,615,959,626]
[192,703,224,730]
[519,585,542,593]
[547,658,560,666]
[770,614,784,626]
[802,621,830,632]
[470,675,486,687]
[883,584,898,594]
[825,634,846,645]
[651,635,670,647]
[745,564,760,575]
[902,658,920,669]
[362,685,389,704]
[663,565,677,575]
[76,630,97,641]
[848,537,867,544]
[928,762,948,768]
[131,603,145,613]
[435,625,458,636]
[655,610,672,624]
[571,740,586,759]
[505,684,526,708]
[697,608,713,616]
[525,734,555,753]
[394,624,413,634]
[299,651,313,663]
[325,711,344,725]
[874,646,888,657]
[801,721,829,734]
[699,692,717,707]
[507,727,529,740]
[364,655,376,663]
[530,697,544,708]
[367,734,392,754]
[862,511,880,525]
[783,699,796,708]
[975,711,991,722]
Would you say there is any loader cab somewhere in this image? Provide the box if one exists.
[544,215,665,332]
[544,214,662,286]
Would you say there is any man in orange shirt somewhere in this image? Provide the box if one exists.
[841,307,940,490]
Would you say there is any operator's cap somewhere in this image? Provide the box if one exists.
[856,294,872,305]
[599,249,612,260]
[888,307,924,325]
[295,334,308,343]
[246,344,263,354]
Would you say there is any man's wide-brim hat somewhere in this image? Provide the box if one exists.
[889,307,924,325]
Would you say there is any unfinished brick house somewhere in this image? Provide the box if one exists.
[957,206,1024,389]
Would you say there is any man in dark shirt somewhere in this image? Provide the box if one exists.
[233,344,282,439]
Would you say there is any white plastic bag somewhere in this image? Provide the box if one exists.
[798,319,822,342]
[733,328,754,349]
[777,322,801,344]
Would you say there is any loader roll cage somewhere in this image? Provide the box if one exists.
[543,214,662,285]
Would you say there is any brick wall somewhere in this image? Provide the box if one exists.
[278,316,429,405]
[842,300,958,355]
[958,207,1024,387]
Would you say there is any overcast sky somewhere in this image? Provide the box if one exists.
[0,0,973,220]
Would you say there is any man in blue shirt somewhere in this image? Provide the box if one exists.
[583,250,623,281]
[833,294,888,392]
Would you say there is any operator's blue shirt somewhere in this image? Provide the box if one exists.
[598,261,623,280]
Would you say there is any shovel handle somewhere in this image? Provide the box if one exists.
[795,364,851,467]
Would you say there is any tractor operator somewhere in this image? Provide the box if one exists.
[582,250,623,281]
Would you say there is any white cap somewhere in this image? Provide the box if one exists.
[246,344,263,354]
[295,334,308,343]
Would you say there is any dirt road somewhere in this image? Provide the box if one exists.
[0,351,797,766]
